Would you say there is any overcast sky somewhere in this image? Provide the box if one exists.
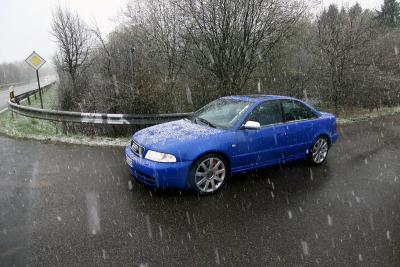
[0,0,383,64]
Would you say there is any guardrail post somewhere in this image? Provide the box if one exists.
[27,95,31,105]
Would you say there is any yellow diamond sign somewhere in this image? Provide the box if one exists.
[25,51,46,70]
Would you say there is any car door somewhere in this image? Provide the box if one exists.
[280,99,318,159]
[235,100,286,169]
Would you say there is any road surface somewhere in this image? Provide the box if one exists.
[0,76,56,111]
[0,114,399,266]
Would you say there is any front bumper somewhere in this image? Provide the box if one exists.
[125,146,192,189]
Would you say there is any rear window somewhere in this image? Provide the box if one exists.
[281,100,317,122]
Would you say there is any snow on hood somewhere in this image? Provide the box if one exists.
[133,119,223,148]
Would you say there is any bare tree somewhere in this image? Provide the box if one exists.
[313,4,376,113]
[124,0,189,110]
[176,0,306,96]
[90,24,113,78]
[51,6,92,106]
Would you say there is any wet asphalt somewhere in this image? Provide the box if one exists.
[0,114,399,266]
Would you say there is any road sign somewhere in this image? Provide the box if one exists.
[25,51,46,70]
[25,51,45,108]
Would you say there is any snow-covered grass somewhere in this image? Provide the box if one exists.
[0,86,59,137]
[21,86,59,109]
[0,110,130,147]
[0,85,130,147]
[0,114,130,147]
[336,106,400,124]
[1,88,399,147]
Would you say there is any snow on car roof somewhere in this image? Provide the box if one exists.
[222,95,292,102]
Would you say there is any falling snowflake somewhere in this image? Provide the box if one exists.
[288,210,293,219]
[327,215,333,226]
[301,241,309,256]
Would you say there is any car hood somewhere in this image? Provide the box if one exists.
[133,119,223,151]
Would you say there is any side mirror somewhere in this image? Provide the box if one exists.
[243,121,261,130]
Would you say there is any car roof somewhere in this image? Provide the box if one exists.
[222,95,295,103]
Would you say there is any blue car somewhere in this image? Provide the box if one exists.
[125,95,338,195]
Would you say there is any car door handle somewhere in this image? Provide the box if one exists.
[277,132,285,136]
[306,126,313,130]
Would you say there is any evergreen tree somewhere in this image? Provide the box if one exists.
[377,0,400,27]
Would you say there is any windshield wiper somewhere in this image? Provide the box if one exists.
[195,117,216,128]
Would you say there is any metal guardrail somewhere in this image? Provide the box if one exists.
[8,84,192,125]
[13,82,56,104]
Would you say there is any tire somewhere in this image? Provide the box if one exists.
[188,154,229,195]
[309,136,329,165]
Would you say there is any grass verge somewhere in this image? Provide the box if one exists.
[1,87,400,147]
[0,85,130,147]
[335,106,400,124]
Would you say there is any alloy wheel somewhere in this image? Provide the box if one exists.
[312,138,329,164]
[195,157,226,193]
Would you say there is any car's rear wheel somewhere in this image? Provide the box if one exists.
[188,154,228,195]
[309,136,329,165]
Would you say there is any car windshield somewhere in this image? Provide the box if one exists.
[190,99,251,129]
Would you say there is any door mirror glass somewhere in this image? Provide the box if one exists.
[243,121,261,130]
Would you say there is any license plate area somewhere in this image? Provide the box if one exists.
[126,157,133,167]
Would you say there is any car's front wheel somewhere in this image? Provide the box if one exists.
[188,154,228,195]
[309,136,329,165]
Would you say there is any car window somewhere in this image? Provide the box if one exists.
[281,100,317,122]
[247,101,283,126]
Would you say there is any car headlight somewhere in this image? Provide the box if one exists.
[145,150,177,163]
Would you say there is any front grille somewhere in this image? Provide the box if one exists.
[131,140,144,158]
[134,170,156,186]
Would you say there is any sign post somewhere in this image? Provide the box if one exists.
[25,51,46,109]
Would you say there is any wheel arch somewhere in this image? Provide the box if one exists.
[186,150,232,194]
[190,150,231,173]
[313,133,332,148]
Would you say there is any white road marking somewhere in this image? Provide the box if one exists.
[0,107,7,113]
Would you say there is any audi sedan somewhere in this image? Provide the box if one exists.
[125,95,338,195]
